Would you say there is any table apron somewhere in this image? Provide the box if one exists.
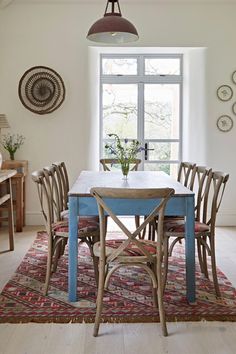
[75,196,193,216]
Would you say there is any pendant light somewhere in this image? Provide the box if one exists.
[87,0,139,44]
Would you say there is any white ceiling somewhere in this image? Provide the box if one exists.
[1,0,236,9]
[3,0,236,4]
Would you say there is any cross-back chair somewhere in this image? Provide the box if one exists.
[163,166,211,285]
[90,187,175,337]
[171,165,211,243]
[177,162,197,190]
[100,158,141,172]
[52,161,69,211]
[140,162,197,243]
[197,171,229,296]
[164,168,229,297]
[32,167,100,295]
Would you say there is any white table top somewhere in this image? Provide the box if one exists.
[69,171,194,197]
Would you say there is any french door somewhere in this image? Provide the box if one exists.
[100,54,182,177]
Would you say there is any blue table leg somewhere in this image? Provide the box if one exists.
[69,196,79,302]
[185,196,195,303]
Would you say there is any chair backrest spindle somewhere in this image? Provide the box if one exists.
[53,161,70,210]
[177,162,197,190]
[32,170,55,235]
[206,172,229,230]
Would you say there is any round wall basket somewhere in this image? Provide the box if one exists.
[18,66,65,115]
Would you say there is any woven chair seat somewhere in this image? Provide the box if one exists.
[164,220,210,233]
[52,216,99,237]
[94,238,157,258]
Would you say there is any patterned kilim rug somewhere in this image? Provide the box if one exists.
[0,231,236,323]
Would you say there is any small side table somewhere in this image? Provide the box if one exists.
[0,170,16,250]
[1,160,28,232]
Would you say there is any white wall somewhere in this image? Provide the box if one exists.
[0,2,235,225]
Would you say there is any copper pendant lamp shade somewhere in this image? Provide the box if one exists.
[87,0,139,44]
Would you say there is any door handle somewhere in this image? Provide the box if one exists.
[144,143,154,161]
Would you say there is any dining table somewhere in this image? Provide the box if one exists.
[68,170,195,303]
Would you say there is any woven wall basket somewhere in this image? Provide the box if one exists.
[18,66,66,115]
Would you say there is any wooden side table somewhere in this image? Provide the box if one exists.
[1,160,28,232]
[0,169,16,250]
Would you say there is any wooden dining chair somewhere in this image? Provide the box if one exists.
[164,169,229,297]
[52,161,69,211]
[90,187,175,337]
[135,162,197,242]
[162,166,211,287]
[100,158,141,172]
[32,167,100,295]
[51,162,100,282]
[177,161,197,190]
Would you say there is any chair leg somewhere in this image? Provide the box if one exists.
[156,259,168,336]
[157,286,168,337]
[60,238,67,257]
[135,215,140,229]
[148,222,152,241]
[93,259,105,337]
[93,235,100,285]
[44,240,53,296]
[163,236,169,292]
[52,242,62,273]
[209,235,221,298]
[135,215,140,238]
[104,216,108,235]
[149,263,158,308]
[135,215,146,240]
[202,236,209,279]
[152,286,158,309]
[92,255,99,286]
[197,238,205,275]
[151,220,157,241]
[136,215,148,240]
[83,235,100,284]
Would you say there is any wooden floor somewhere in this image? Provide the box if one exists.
[0,225,236,354]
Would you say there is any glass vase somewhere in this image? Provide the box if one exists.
[9,151,15,160]
[121,162,130,180]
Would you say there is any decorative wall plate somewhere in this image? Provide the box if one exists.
[232,71,236,84]
[216,115,233,132]
[217,85,233,101]
[232,102,236,115]
[18,66,65,115]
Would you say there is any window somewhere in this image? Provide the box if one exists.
[100,54,183,176]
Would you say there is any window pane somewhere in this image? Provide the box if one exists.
[144,163,178,178]
[102,58,137,75]
[144,84,180,139]
[145,58,180,75]
[148,142,179,161]
[102,84,138,139]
